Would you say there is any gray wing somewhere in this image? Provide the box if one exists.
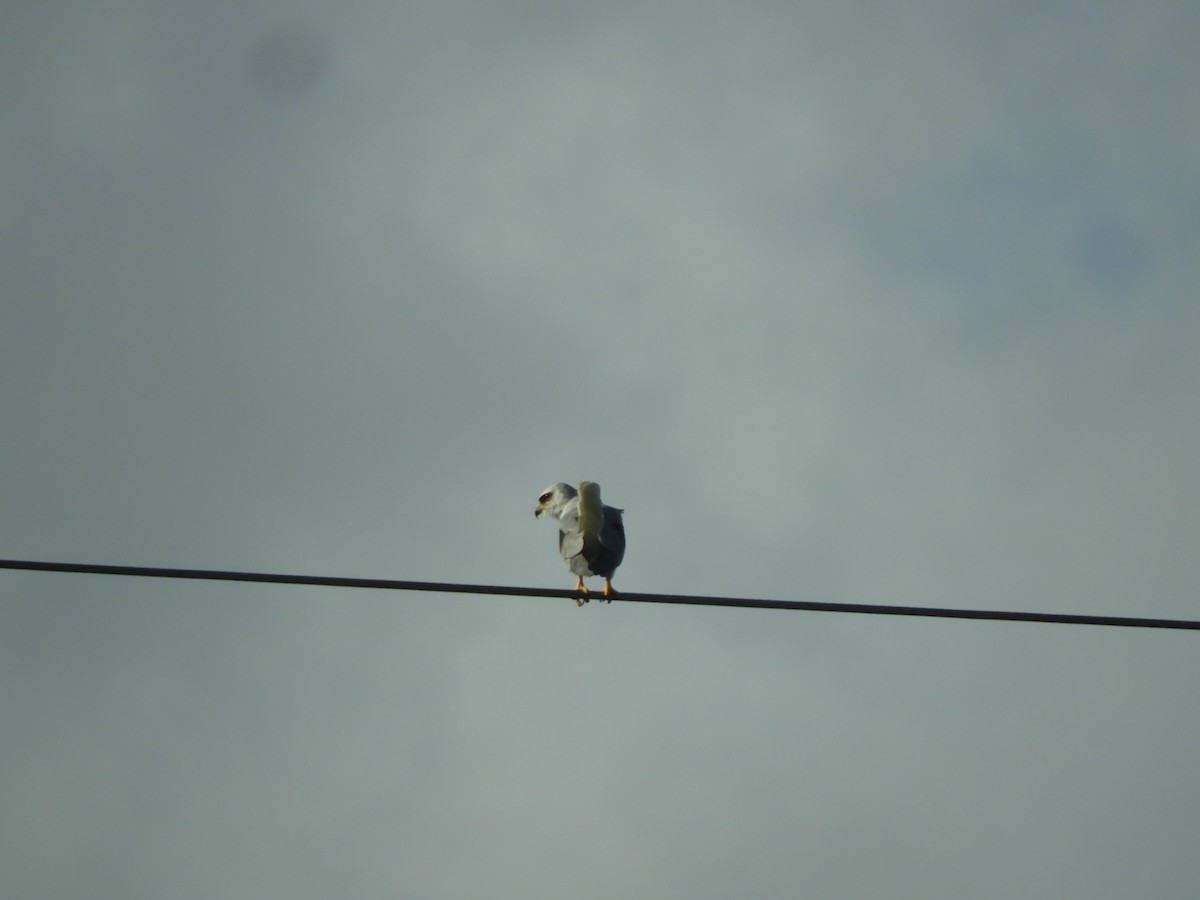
[588,505,625,576]
[600,506,625,558]
[558,508,584,561]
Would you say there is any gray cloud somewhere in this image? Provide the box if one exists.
[3,2,1198,898]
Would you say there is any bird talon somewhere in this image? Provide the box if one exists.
[603,579,617,603]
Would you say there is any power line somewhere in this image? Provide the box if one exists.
[0,557,1196,631]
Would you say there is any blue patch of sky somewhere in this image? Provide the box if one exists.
[874,139,1152,320]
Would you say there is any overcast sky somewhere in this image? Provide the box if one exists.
[3,2,1199,897]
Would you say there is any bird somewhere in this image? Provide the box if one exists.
[534,481,625,605]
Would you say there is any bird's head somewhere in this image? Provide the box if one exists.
[534,482,577,520]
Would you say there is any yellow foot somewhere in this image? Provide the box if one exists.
[574,576,589,606]
[603,579,617,603]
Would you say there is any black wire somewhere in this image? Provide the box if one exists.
[1,558,1196,630]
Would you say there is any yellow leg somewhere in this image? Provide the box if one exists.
[574,576,588,606]
[603,578,617,602]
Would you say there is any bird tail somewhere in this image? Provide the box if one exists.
[577,481,603,539]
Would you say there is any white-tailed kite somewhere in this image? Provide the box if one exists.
[534,481,625,605]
